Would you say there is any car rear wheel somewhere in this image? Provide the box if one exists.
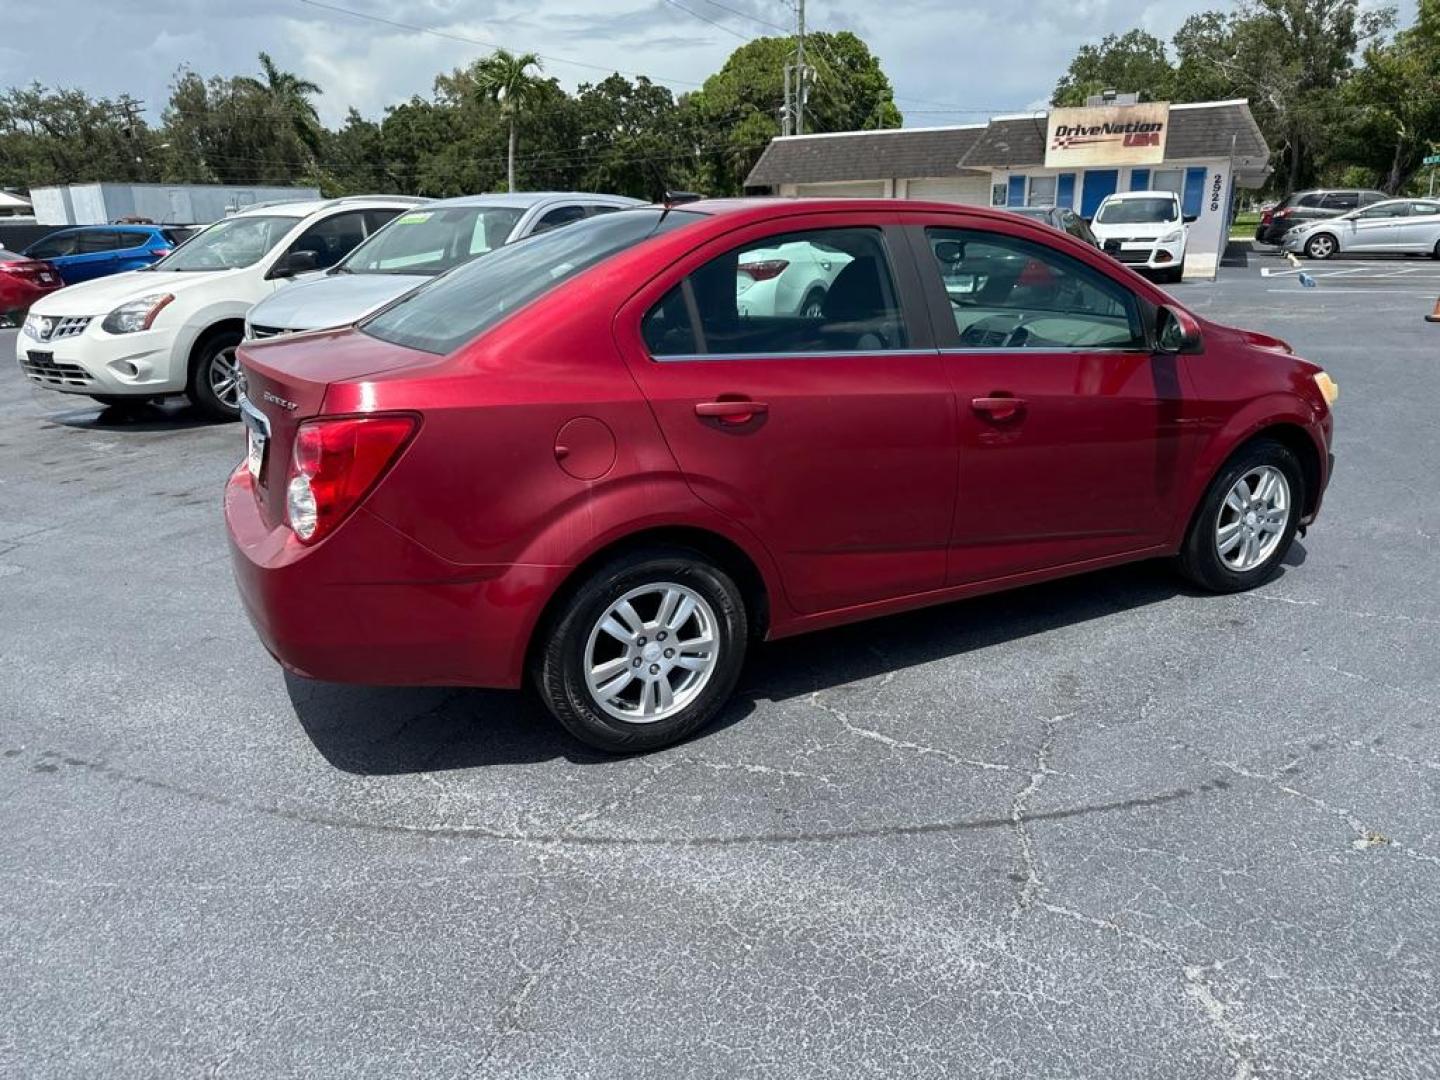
[187,331,244,421]
[1304,234,1336,260]
[534,547,748,753]
[800,288,827,319]
[1177,439,1304,593]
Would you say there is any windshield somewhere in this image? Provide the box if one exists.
[150,215,297,272]
[340,206,525,276]
[364,208,704,355]
[1096,198,1180,225]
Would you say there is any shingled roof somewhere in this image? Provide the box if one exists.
[744,101,1270,188]
[744,125,988,188]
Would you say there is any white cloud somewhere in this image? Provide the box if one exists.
[0,0,1419,130]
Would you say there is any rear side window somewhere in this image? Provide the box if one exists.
[532,205,587,234]
[643,228,909,358]
[1321,192,1359,211]
[922,227,1145,350]
[1294,193,1324,208]
[364,209,703,355]
[1360,191,1387,206]
[1411,202,1440,216]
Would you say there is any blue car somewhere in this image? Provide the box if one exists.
[23,225,187,285]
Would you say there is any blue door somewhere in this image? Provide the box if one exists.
[52,229,123,284]
[1080,170,1119,219]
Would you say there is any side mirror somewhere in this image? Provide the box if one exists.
[270,250,318,279]
[1156,304,1202,353]
[1183,214,1198,224]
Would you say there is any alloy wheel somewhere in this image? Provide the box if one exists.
[209,346,241,408]
[1307,235,1335,259]
[583,582,719,723]
[1215,465,1290,572]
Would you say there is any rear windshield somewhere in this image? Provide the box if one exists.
[363,208,702,355]
[1096,197,1180,225]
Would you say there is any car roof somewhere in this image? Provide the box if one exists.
[42,223,164,235]
[666,198,1103,234]
[231,196,426,219]
[1100,190,1179,201]
[419,191,645,210]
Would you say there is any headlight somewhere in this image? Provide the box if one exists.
[1313,372,1339,407]
[101,293,174,335]
[21,313,49,340]
[1160,228,1185,245]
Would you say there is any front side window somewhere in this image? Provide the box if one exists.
[1095,197,1180,225]
[150,215,297,271]
[341,206,525,275]
[643,227,909,358]
[77,230,118,254]
[283,210,369,271]
[1357,203,1409,220]
[924,227,1145,350]
[364,208,703,355]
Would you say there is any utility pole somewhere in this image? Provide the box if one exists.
[795,0,806,136]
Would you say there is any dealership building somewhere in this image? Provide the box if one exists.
[744,97,1271,279]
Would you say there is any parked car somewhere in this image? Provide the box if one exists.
[1254,188,1388,245]
[1006,205,1100,247]
[733,237,853,319]
[1281,198,1440,260]
[0,247,62,325]
[16,196,424,418]
[23,225,185,285]
[1088,191,1192,283]
[245,192,643,339]
[227,199,1336,753]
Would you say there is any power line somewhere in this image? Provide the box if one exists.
[693,0,791,34]
[662,0,752,41]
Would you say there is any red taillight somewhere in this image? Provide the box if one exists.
[1274,208,1291,219]
[151,248,172,258]
[285,414,418,545]
[1259,209,1273,225]
[738,259,789,281]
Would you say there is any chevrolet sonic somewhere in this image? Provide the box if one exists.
[226,199,1337,752]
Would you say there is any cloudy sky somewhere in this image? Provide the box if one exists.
[0,0,1416,129]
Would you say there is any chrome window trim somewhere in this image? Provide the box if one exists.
[937,345,1155,356]
[651,347,940,363]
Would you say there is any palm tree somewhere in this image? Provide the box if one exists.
[238,52,324,160]
[473,49,544,192]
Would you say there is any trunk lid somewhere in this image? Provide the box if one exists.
[237,326,435,527]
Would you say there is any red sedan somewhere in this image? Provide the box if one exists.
[227,199,1336,752]
[0,248,62,323]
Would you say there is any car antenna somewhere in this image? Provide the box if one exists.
[659,191,703,223]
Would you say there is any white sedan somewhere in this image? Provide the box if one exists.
[735,239,852,318]
[1282,198,1440,259]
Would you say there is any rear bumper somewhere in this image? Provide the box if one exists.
[225,465,565,688]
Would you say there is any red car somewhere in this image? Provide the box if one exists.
[0,248,62,324]
[227,199,1337,752]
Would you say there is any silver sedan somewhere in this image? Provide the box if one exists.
[1282,198,1440,259]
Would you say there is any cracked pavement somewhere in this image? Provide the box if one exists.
[2,259,1438,1078]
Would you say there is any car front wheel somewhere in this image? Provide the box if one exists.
[1304,234,1337,260]
[1177,439,1304,593]
[187,331,244,421]
[534,547,749,752]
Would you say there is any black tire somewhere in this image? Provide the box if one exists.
[533,546,748,753]
[1177,438,1305,594]
[1304,234,1336,260]
[800,288,827,319]
[186,330,244,421]
[1431,240,1440,260]
[1158,266,1184,284]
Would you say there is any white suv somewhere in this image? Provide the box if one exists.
[1089,190,1192,284]
[17,196,425,419]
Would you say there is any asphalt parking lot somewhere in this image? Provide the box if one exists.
[3,254,1439,1078]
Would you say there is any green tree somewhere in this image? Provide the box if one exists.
[236,52,324,162]
[1336,0,1440,193]
[470,49,545,191]
[1052,30,1176,105]
[0,86,158,187]
[570,75,682,199]
[682,31,902,196]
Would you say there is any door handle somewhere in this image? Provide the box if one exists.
[971,395,1026,421]
[695,400,768,423]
